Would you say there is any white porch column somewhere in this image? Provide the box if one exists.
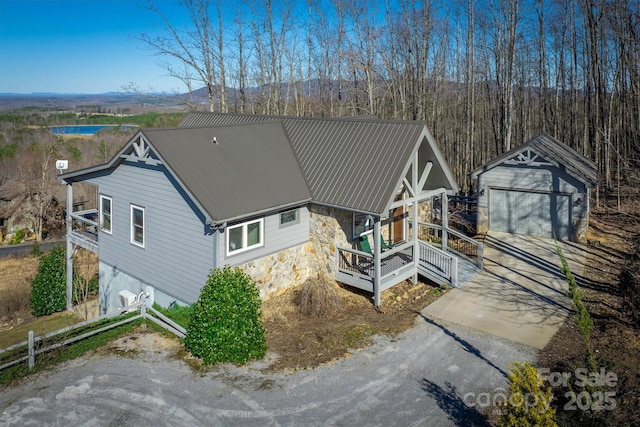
[412,199,419,284]
[373,218,381,307]
[441,190,448,252]
[66,183,73,310]
[412,151,419,283]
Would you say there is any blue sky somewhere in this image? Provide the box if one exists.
[0,0,188,94]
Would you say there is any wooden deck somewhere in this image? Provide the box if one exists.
[68,209,99,253]
[336,239,463,293]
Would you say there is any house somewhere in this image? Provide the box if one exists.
[59,113,478,314]
[469,133,597,243]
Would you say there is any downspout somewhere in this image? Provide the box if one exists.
[209,221,227,269]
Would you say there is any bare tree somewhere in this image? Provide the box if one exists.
[18,131,65,241]
[138,0,227,112]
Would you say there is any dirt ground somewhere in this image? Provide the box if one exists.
[538,208,640,426]
[260,280,446,371]
[94,280,445,375]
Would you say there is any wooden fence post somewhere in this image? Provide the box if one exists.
[28,330,34,369]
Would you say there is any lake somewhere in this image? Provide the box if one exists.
[51,125,137,135]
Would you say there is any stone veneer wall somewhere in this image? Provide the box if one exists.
[237,242,315,300]
[237,204,353,300]
[476,206,489,235]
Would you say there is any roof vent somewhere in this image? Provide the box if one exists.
[210,137,218,145]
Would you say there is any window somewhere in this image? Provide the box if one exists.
[353,213,374,238]
[279,209,299,228]
[99,195,112,234]
[130,205,145,247]
[227,218,263,255]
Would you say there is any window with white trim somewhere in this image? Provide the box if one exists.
[279,208,299,228]
[130,205,145,247]
[227,218,263,255]
[353,213,374,238]
[99,195,112,234]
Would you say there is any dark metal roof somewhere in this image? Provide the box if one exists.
[141,123,311,222]
[61,113,458,222]
[469,133,598,187]
[60,122,311,223]
[283,118,423,213]
[180,112,457,214]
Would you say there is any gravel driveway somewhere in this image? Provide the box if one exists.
[1,315,535,427]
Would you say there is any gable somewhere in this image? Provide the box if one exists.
[470,133,597,188]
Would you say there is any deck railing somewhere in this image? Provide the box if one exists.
[336,246,374,284]
[69,209,99,251]
[417,222,483,268]
[417,241,458,287]
[337,241,415,288]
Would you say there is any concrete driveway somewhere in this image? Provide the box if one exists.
[423,232,587,349]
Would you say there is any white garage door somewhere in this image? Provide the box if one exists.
[489,189,571,240]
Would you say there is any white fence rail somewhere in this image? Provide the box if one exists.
[0,299,186,372]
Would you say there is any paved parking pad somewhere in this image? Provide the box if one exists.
[423,232,586,349]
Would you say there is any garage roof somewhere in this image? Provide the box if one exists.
[469,133,597,187]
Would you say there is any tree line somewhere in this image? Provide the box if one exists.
[141,0,639,205]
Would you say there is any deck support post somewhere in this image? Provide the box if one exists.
[441,190,448,252]
[373,218,381,307]
[412,152,420,284]
[66,183,74,311]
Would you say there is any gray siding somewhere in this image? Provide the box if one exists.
[477,164,586,208]
[219,206,310,266]
[85,162,215,304]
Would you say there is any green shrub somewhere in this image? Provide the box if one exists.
[184,266,266,365]
[499,361,557,427]
[30,245,66,316]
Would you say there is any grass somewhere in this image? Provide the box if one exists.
[0,252,192,387]
[0,318,145,387]
[0,255,40,293]
[0,311,80,349]
[152,302,192,328]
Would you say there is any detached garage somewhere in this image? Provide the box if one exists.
[470,133,597,243]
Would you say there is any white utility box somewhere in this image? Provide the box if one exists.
[118,290,137,312]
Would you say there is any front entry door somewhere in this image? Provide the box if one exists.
[393,206,405,243]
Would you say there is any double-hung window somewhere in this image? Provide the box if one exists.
[99,195,112,234]
[130,205,145,247]
[227,218,263,256]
